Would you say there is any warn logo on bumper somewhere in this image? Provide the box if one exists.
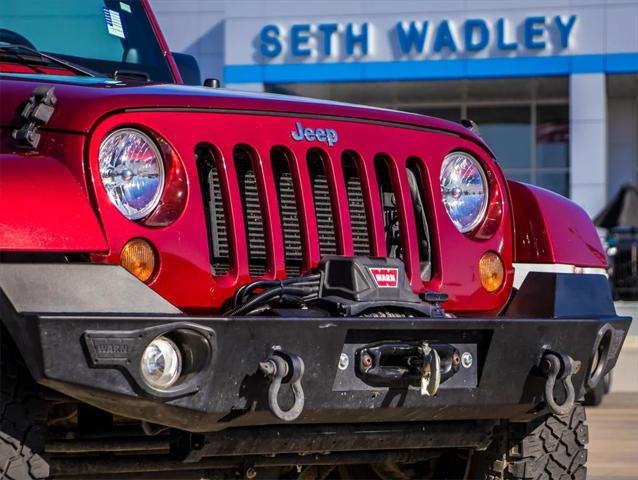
[369,267,399,288]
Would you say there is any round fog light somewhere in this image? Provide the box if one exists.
[479,252,504,292]
[140,336,182,389]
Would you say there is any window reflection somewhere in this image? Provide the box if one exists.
[388,78,571,198]
[465,104,569,197]
[536,105,570,196]
[537,105,569,169]
[467,106,531,170]
[403,107,462,123]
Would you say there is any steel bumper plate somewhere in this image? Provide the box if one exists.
[5,312,631,432]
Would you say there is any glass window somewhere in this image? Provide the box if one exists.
[281,77,573,199]
[466,78,532,102]
[466,106,531,170]
[504,171,532,184]
[0,0,174,82]
[536,172,569,198]
[537,105,569,169]
[402,107,462,123]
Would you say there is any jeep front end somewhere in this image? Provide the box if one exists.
[0,1,631,479]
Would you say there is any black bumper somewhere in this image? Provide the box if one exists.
[0,265,632,433]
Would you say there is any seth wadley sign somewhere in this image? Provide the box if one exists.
[258,15,578,59]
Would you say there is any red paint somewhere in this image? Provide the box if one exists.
[0,154,107,252]
[0,64,76,76]
[0,78,490,147]
[140,134,188,227]
[508,181,607,268]
[85,112,513,313]
[369,268,399,288]
[1,2,605,317]
[468,158,504,240]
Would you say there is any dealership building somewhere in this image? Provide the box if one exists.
[150,0,638,216]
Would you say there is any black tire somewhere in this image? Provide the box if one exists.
[1,336,49,479]
[583,379,605,406]
[470,404,588,480]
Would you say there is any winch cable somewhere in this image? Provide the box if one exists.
[227,275,322,316]
[232,274,321,307]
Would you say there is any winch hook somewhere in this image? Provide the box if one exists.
[540,351,580,416]
[259,351,305,422]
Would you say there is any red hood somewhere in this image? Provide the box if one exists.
[0,75,491,154]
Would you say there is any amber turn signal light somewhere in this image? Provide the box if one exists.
[479,252,504,292]
[121,238,157,283]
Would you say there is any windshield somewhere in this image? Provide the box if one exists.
[0,0,174,83]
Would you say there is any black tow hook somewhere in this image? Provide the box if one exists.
[540,351,581,416]
[259,350,305,422]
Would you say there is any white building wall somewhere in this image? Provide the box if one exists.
[149,0,225,81]
[570,74,608,217]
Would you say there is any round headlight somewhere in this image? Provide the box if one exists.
[99,129,165,220]
[440,152,488,233]
[140,336,182,389]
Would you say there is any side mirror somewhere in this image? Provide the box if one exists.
[172,52,201,86]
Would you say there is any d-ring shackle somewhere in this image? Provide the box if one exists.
[259,351,305,421]
[541,351,580,416]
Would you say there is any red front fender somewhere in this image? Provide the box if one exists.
[0,153,107,252]
[508,181,606,268]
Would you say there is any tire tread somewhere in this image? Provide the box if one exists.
[504,405,588,480]
[1,340,49,480]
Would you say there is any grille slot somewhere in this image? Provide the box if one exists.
[407,158,432,281]
[375,155,401,260]
[196,145,230,276]
[272,148,303,276]
[234,146,267,277]
[307,150,337,257]
[343,152,371,256]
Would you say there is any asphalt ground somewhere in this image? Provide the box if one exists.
[586,343,638,480]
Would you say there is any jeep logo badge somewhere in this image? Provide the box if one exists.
[369,267,399,288]
[291,121,338,146]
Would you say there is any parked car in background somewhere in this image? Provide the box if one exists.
[607,226,638,301]
[595,182,638,301]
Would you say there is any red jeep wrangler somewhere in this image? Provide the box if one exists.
[0,1,631,479]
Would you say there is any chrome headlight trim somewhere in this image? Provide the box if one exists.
[440,151,489,233]
[98,128,165,221]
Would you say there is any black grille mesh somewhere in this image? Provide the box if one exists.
[308,152,337,257]
[197,144,428,281]
[272,150,303,276]
[343,155,371,255]
[196,146,230,276]
[234,148,267,277]
[208,166,230,275]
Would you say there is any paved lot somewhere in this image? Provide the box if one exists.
[587,392,638,480]
[587,341,638,480]
[609,342,638,393]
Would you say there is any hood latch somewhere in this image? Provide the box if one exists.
[12,85,57,150]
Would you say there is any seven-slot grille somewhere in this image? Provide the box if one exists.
[196,143,431,281]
